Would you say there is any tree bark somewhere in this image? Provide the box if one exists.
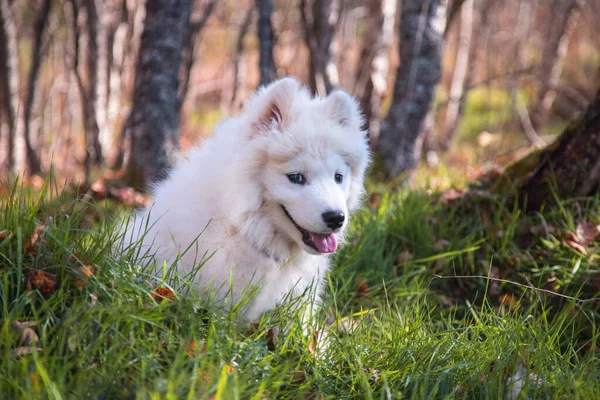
[497,89,600,210]
[231,7,254,109]
[17,0,50,175]
[530,0,584,131]
[378,0,446,177]
[123,0,191,189]
[82,0,105,177]
[300,0,340,96]
[440,0,472,148]
[354,0,397,149]
[178,0,217,107]
[256,0,277,86]
[0,0,19,171]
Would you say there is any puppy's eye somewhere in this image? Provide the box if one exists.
[334,173,343,184]
[287,173,306,185]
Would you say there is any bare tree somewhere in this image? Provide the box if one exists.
[530,0,585,131]
[440,0,473,148]
[300,0,341,95]
[231,7,254,109]
[0,0,19,171]
[256,0,277,86]
[16,0,51,175]
[83,0,105,175]
[179,0,217,106]
[123,0,192,189]
[354,0,397,149]
[378,0,447,177]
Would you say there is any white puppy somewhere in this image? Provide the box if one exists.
[122,78,370,321]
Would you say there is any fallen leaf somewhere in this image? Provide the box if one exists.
[8,321,40,347]
[576,222,600,246]
[440,188,464,204]
[369,192,382,208]
[27,269,57,294]
[183,339,206,356]
[396,250,413,265]
[355,277,369,297]
[307,329,319,358]
[564,240,587,255]
[74,265,95,288]
[152,287,175,303]
[23,225,45,255]
[224,364,235,374]
[29,372,40,390]
[10,346,43,358]
[433,239,450,251]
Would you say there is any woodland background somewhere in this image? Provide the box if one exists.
[0,0,599,190]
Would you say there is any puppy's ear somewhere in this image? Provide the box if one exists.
[326,90,364,130]
[251,78,299,134]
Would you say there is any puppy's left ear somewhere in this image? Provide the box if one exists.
[326,90,364,130]
[251,78,300,134]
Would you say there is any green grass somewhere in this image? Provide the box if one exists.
[1,177,600,399]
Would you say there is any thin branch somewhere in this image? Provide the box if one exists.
[431,274,600,304]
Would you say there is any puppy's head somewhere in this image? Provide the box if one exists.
[246,78,370,255]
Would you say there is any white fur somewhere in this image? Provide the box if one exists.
[121,78,370,321]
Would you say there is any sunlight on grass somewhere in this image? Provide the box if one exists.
[1,175,599,398]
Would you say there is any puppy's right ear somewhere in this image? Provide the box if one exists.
[250,78,299,135]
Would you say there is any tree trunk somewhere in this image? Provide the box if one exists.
[178,0,217,107]
[354,0,397,149]
[0,0,19,171]
[123,0,191,189]
[103,0,128,166]
[256,0,276,86]
[377,0,446,177]
[440,0,473,148]
[17,0,50,175]
[530,0,584,131]
[82,0,104,177]
[231,7,254,109]
[497,90,600,210]
[300,0,340,96]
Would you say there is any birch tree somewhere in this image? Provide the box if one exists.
[378,0,446,176]
[122,0,192,188]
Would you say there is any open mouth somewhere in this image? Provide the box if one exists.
[281,206,338,254]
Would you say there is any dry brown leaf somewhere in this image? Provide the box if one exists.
[355,276,369,297]
[564,240,587,255]
[74,265,96,288]
[396,250,414,265]
[434,239,450,251]
[23,225,45,255]
[369,192,382,208]
[576,222,600,246]
[152,287,175,303]
[440,188,464,204]
[9,321,40,347]
[307,329,319,358]
[10,346,43,358]
[183,339,206,356]
[26,269,57,294]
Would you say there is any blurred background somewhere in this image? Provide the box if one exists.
[0,0,599,189]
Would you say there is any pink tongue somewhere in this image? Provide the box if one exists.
[309,232,338,253]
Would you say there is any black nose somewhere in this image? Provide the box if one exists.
[322,210,345,230]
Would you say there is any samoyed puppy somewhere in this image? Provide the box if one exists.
[122,78,370,322]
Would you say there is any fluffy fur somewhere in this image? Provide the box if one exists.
[122,78,370,321]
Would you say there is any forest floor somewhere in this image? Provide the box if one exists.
[1,170,600,399]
